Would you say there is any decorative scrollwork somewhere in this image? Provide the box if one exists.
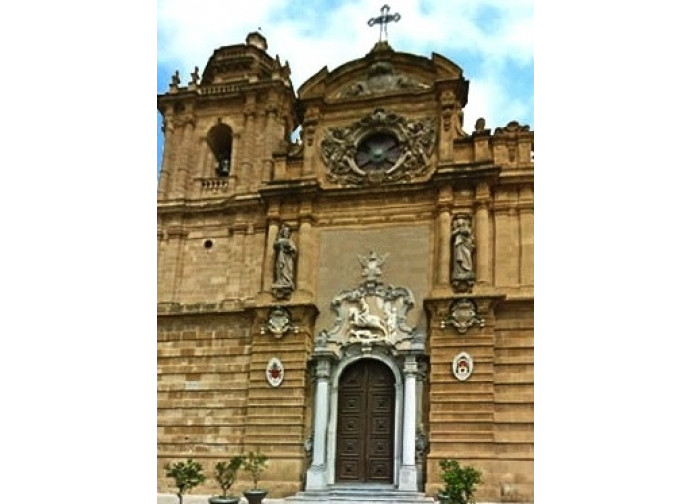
[260,306,298,338]
[320,109,436,186]
[441,299,484,334]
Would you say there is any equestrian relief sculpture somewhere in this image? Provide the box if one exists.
[314,250,422,356]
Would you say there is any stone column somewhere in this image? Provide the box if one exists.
[475,182,492,286]
[399,355,419,491]
[306,358,331,490]
[436,185,453,287]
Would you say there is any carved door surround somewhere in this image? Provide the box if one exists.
[305,252,426,492]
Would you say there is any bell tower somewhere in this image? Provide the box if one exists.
[157,31,298,202]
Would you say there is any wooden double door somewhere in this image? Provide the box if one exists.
[336,359,395,483]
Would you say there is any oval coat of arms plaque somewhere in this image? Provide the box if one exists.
[452,352,473,381]
[266,357,285,387]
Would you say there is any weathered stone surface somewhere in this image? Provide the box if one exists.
[158,33,533,502]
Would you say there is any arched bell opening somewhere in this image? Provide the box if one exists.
[207,123,233,177]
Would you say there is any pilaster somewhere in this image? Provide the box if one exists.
[474,182,493,289]
[422,293,504,494]
[170,116,196,199]
[158,116,175,200]
[260,202,281,303]
[243,302,318,495]
[434,185,453,294]
[295,199,316,302]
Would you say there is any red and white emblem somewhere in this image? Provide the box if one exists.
[452,352,473,381]
[266,357,284,387]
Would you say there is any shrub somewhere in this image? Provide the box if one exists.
[213,455,245,498]
[242,449,268,490]
[164,459,206,504]
[438,458,483,504]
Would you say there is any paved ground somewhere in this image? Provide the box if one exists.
[157,493,439,503]
[159,495,285,504]
[157,494,518,504]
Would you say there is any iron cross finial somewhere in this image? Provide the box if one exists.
[368,4,401,42]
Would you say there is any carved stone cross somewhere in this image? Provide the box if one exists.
[368,4,401,42]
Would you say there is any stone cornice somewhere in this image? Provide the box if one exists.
[432,162,501,186]
[157,299,249,316]
[495,169,534,186]
[257,178,320,201]
[156,193,264,216]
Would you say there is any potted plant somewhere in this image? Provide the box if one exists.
[437,458,483,504]
[242,449,269,504]
[209,455,245,504]
[164,458,206,504]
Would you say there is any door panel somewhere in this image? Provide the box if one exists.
[336,360,394,483]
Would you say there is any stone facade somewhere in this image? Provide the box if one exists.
[157,32,533,502]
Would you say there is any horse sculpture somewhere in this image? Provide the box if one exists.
[348,298,389,342]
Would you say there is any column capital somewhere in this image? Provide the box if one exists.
[436,184,454,208]
[473,198,492,211]
[314,358,332,379]
[403,355,420,376]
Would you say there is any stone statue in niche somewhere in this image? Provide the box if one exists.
[272,224,297,299]
[451,214,476,292]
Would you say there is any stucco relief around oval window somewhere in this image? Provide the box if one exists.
[320,109,436,186]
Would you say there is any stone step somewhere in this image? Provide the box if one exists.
[284,488,435,503]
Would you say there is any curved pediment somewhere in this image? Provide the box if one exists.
[298,42,467,105]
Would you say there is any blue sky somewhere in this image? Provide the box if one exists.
[156,0,534,176]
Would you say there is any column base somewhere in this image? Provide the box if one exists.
[305,464,328,490]
[398,464,419,491]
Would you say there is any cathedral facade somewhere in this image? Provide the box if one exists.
[157,30,533,502]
